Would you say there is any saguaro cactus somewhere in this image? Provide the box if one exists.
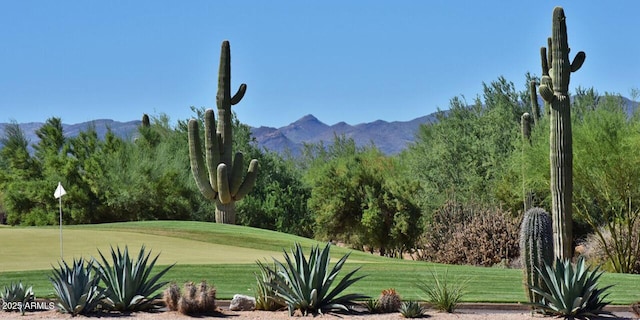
[521,113,532,211]
[529,80,540,125]
[519,207,553,308]
[188,40,258,224]
[538,7,585,260]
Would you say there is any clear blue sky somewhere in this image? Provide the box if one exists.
[1,1,638,128]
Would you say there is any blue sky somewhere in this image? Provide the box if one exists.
[1,1,638,128]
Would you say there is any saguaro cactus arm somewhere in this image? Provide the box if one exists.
[539,7,586,104]
[234,159,259,201]
[188,119,217,201]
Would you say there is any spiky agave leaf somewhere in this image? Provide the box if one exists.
[528,257,614,318]
[263,243,367,316]
[49,258,105,316]
[94,245,174,312]
[1,281,35,315]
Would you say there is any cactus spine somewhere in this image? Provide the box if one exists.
[188,40,258,224]
[538,7,585,260]
[519,207,553,308]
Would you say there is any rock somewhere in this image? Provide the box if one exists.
[229,294,256,311]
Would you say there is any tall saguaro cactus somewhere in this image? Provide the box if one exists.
[188,40,259,224]
[538,7,585,260]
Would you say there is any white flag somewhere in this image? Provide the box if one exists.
[54,182,67,199]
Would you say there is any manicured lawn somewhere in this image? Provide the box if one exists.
[1,221,639,304]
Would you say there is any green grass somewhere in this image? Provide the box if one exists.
[1,221,639,304]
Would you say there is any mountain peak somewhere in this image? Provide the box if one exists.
[297,114,321,123]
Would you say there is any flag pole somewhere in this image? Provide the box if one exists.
[54,182,66,261]
[59,193,63,260]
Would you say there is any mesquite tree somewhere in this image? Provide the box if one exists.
[538,7,585,260]
[188,41,259,224]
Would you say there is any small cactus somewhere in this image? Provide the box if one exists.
[162,282,180,311]
[519,207,553,309]
[171,281,217,315]
[377,288,402,313]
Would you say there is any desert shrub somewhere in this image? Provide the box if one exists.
[417,269,467,313]
[419,200,520,266]
[579,220,640,274]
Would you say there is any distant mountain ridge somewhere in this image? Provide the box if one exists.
[0,119,142,150]
[0,114,437,155]
[3,95,638,155]
[252,114,438,155]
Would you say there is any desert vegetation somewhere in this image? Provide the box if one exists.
[1,6,640,319]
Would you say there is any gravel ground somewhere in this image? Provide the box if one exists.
[2,304,637,320]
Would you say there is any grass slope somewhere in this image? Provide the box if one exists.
[0,221,639,304]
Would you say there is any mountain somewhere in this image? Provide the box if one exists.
[250,114,438,155]
[3,95,637,156]
[0,114,435,155]
[0,119,142,150]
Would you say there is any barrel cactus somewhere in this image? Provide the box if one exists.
[539,7,585,260]
[188,40,258,224]
[520,207,553,309]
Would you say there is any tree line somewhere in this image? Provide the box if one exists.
[1,77,638,268]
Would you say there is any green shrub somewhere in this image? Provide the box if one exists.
[261,243,368,316]
[399,300,425,318]
[417,269,466,313]
[49,258,105,316]
[528,257,613,318]
[1,281,35,315]
[94,245,174,312]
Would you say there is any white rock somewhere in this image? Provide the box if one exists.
[229,294,256,311]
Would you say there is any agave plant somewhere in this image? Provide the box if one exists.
[528,257,613,318]
[50,258,105,316]
[262,242,368,316]
[254,260,286,311]
[1,281,35,315]
[94,245,174,312]
[399,300,426,318]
